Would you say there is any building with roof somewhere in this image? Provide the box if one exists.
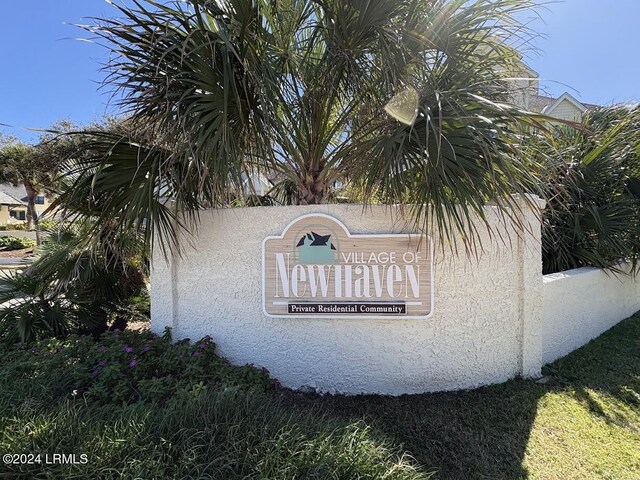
[0,183,53,226]
[0,190,27,224]
[531,92,599,122]
[510,63,598,122]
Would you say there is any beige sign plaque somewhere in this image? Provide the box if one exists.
[262,214,433,318]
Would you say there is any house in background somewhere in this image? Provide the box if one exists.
[510,63,598,122]
[0,191,27,225]
[0,183,53,225]
[242,171,273,196]
[531,91,598,122]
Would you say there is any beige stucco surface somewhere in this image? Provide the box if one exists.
[0,206,9,225]
[152,202,545,394]
[542,265,640,364]
[152,201,640,394]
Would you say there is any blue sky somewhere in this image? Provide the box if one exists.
[1,0,639,142]
[526,0,640,105]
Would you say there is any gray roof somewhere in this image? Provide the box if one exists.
[583,101,600,110]
[0,183,27,203]
[530,95,557,113]
[0,190,25,206]
[531,93,600,114]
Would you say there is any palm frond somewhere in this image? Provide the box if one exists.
[535,105,640,274]
[71,0,554,253]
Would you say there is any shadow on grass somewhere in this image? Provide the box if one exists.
[283,380,545,479]
[543,313,640,430]
[281,314,640,480]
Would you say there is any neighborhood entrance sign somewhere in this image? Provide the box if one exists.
[262,214,433,318]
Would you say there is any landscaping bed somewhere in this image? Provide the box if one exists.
[0,247,34,258]
[1,315,638,479]
[0,329,426,479]
[0,235,35,253]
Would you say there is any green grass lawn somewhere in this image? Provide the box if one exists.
[0,314,638,479]
[287,314,640,479]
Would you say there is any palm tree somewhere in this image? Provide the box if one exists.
[60,0,549,251]
[0,141,54,240]
[0,123,78,242]
[0,220,149,343]
[532,105,640,274]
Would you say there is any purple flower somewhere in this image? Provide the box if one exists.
[90,369,99,377]
[203,335,211,341]
[129,359,138,367]
[193,351,201,357]
[98,345,106,353]
[199,343,206,349]
[143,345,150,353]
[124,345,134,353]
[99,359,108,367]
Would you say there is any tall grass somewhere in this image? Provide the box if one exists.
[0,332,431,479]
[1,391,429,479]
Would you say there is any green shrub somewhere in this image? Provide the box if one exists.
[536,106,640,274]
[0,235,35,251]
[0,328,275,405]
[0,329,428,479]
[38,219,60,231]
[0,222,148,343]
[0,222,27,231]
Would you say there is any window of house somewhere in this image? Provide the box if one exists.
[35,196,45,205]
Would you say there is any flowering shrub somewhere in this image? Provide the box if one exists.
[0,235,35,251]
[0,328,276,405]
[0,327,427,480]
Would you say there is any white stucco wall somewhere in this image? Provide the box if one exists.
[541,265,640,365]
[152,201,545,395]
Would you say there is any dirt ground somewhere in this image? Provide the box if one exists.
[127,320,151,331]
[0,248,34,258]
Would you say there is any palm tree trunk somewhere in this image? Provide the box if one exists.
[296,157,329,205]
[24,182,41,244]
[38,291,54,335]
[296,177,328,205]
